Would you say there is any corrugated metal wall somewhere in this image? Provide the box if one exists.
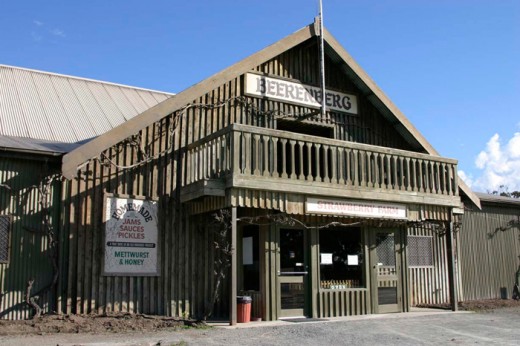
[460,204,520,301]
[0,156,60,319]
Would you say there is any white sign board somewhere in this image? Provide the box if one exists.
[347,255,359,266]
[104,196,159,276]
[306,197,407,220]
[245,73,358,115]
[320,253,333,265]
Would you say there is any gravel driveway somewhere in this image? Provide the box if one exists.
[1,308,519,346]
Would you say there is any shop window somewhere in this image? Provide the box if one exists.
[319,227,364,289]
[408,236,433,267]
[0,216,11,263]
[242,225,260,291]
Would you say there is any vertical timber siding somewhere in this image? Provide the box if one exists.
[61,38,447,318]
[460,204,520,301]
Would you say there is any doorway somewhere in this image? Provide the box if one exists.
[370,229,402,313]
[277,228,308,318]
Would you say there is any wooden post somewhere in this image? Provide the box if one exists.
[230,207,238,325]
[447,217,458,311]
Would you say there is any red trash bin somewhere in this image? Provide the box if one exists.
[237,296,252,323]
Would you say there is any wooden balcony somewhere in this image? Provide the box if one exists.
[181,124,460,207]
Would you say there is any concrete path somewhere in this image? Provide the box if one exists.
[1,308,519,345]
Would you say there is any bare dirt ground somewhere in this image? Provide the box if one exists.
[0,312,205,336]
[0,299,518,336]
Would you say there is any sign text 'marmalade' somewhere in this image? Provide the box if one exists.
[245,73,358,115]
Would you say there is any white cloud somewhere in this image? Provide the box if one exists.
[33,20,44,26]
[471,132,520,192]
[50,28,65,38]
[31,31,43,42]
[458,170,474,188]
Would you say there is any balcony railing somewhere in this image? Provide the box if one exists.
[183,124,459,205]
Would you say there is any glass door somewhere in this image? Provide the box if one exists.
[371,229,402,313]
[278,228,307,318]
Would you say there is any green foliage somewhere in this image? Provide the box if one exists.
[490,185,520,198]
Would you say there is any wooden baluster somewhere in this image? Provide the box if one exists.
[289,140,296,179]
[315,143,321,181]
[233,131,242,174]
[360,150,366,187]
[272,137,278,177]
[297,141,304,180]
[363,151,374,187]
[353,149,359,186]
[446,162,453,196]
[345,148,351,186]
[322,144,330,183]
[411,158,417,192]
[263,135,269,177]
[398,156,404,190]
[253,134,260,176]
[417,159,424,192]
[438,162,444,195]
[374,152,379,188]
[385,154,391,190]
[331,146,344,184]
[337,147,345,185]
[391,155,398,190]
[452,164,459,195]
[405,157,411,191]
[243,132,251,175]
[306,142,312,181]
[434,162,443,195]
[197,144,202,181]
[281,138,288,178]
[203,141,209,179]
[423,161,429,193]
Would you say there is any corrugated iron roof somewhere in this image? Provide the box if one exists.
[475,192,520,206]
[0,64,174,146]
[0,135,84,155]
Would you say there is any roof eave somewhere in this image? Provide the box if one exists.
[61,23,317,179]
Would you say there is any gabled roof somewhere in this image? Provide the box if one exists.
[0,64,174,149]
[60,21,480,208]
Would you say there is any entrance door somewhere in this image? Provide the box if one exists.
[278,228,307,318]
[371,229,402,313]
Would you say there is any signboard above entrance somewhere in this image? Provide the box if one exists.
[306,197,407,220]
[245,73,358,115]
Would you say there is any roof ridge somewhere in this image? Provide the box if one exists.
[0,64,175,96]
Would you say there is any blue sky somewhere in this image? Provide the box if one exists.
[1,1,519,193]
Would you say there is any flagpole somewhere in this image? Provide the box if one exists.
[319,0,326,117]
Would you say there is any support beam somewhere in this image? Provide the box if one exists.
[447,218,459,311]
[230,207,238,325]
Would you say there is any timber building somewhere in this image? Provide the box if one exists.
[1,21,519,322]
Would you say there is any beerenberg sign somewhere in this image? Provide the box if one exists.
[245,73,358,115]
[104,196,159,276]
